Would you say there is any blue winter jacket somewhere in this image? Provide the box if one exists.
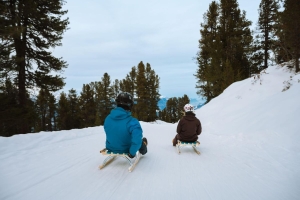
[104,107,143,156]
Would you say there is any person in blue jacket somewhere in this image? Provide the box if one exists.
[104,92,147,158]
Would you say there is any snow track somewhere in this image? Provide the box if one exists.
[1,123,299,200]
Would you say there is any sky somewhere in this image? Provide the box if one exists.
[1,63,299,200]
[53,0,262,98]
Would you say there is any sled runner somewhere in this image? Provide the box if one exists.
[176,140,201,155]
[99,148,141,172]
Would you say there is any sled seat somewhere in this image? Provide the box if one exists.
[177,140,200,146]
[100,149,128,156]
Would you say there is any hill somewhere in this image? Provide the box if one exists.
[0,64,299,200]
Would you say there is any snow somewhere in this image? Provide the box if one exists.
[1,64,300,200]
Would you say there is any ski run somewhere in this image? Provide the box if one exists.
[0,64,300,200]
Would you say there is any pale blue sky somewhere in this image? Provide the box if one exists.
[53,0,262,99]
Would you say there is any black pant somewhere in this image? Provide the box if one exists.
[139,142,147,155]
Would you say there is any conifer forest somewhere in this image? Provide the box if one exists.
[1,0,299,136]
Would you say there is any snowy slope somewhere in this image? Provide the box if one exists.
[0,65,300,200]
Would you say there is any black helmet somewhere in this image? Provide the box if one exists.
[115,92,134,110]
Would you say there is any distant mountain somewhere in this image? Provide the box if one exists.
[189,98,206,110]
[157,98,168,110]
[157,97,205,110]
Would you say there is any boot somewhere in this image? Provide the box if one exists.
[142,137,148,146]
[139,137,148,155]
[172,138,176,146]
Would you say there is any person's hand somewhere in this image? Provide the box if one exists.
[127,153,135,158]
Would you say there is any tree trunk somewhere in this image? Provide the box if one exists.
[264,27,269,69]
[295,51,299,72]
[15,3,29,133]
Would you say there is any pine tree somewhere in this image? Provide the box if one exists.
[101,73,114,116]
[93,81,103,126]
[94,73,114,125]
[195,0,252,102]
[67,89,80,129]
[273,16,292,64]
[177,95,190,118]
[47,93,56,131]
[135,62,148,120]
[78,84,96,128]
[35,89,48,131]
[111,79,120,100]
[56,89,80,130]
[166,98,180,123]
[195,1,222,102]
[35,89,56,132]
[133,61,160,122]
[0,79,27,136]
[219,0,253,80]
[250,34,265,72]
[269,1,293,64]
[57,92,69,130]
[0,2,15,84]
[159,95,190,123]
[257,0,280,69]
[282,0,300,72]
[0,0,69,134]
[171,98,179,123]
[144,63,160,121]
[120,67,136,97]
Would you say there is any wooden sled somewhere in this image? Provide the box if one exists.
[99,148,141,172]
[176,140,201,155]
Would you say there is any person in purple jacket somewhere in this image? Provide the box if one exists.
[104,92,147,158]
[172,104,202,146]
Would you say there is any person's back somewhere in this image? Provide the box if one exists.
[104,92,147,158]
[172,104,202,146]
[104,107,143,155]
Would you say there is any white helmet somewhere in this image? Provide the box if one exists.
[184,104,194,112]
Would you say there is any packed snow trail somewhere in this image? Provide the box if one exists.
[0,65,300,200]
[0,123,299,200]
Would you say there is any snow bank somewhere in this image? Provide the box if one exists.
[0,64,299,200]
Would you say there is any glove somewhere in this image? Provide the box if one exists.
[127,153,135,159]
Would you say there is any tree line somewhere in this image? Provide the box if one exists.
[0,60,162,136]
[195,0,300,103]
[1,0,299,136]
[1,0,69,135]
[0,1,185,136]
[158,95,190,123]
